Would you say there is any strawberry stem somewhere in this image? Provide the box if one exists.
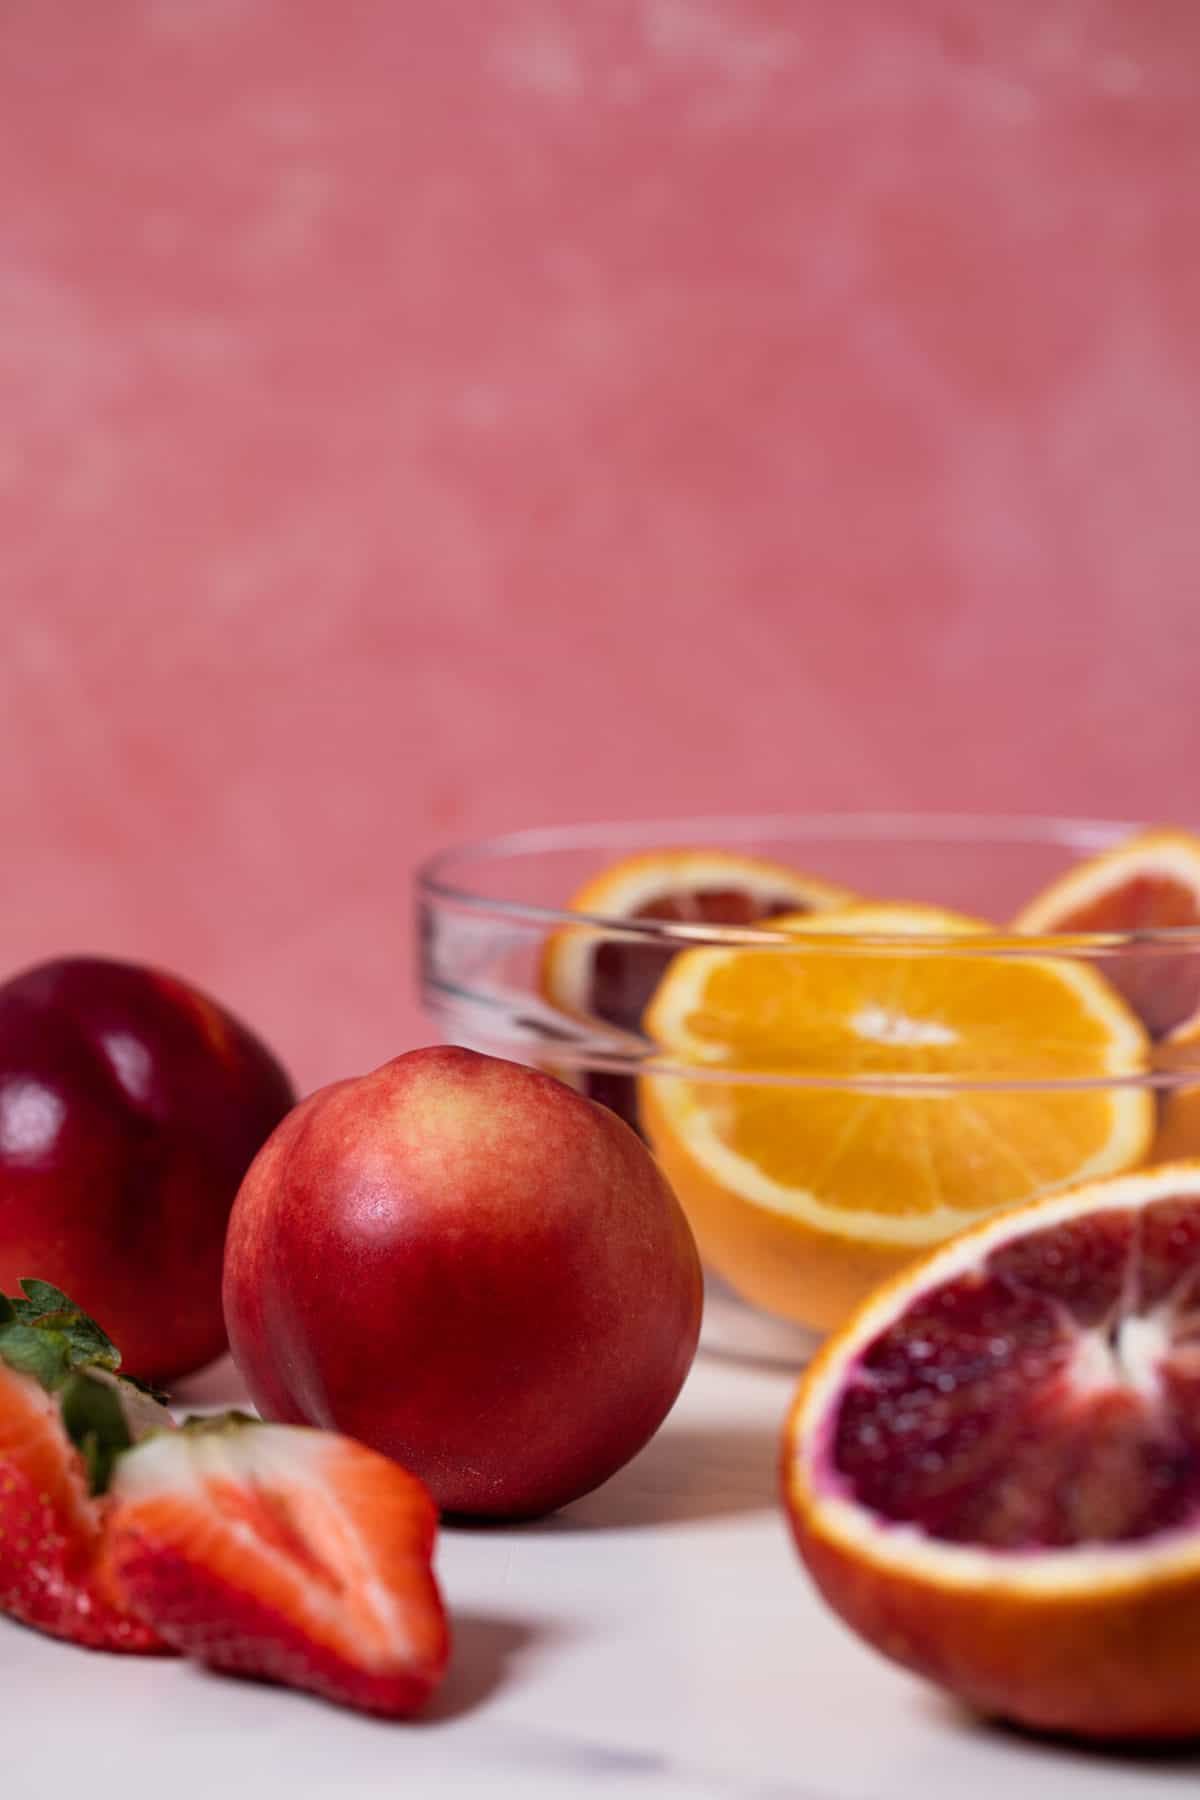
[59,1371,134,1495]
[0,1279,123,1389]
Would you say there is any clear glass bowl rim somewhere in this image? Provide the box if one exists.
[416,811,1200,954]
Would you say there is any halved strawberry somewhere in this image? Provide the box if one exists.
[0,1279,175,1651]
[103,1415,450,1718]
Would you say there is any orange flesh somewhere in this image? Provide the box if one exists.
[589,891,803,1034]
[585,890,802,1127]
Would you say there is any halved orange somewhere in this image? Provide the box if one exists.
[540,849,854,1129]
[641,903,1153,1330]
[1014,827,1200,1040]
[783,1162,1200,1741]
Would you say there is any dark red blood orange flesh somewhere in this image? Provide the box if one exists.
[829,1197,1200,1550]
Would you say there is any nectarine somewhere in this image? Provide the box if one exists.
[223,1046,703,1517]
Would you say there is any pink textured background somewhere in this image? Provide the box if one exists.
[3,1,1199,1093]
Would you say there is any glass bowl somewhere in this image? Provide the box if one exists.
[416,814,1200,1362]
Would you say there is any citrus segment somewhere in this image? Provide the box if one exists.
[540,849,854,1129]
[641,904,1153,1329]
[782,1163,1200,1740]
[1014,828,1200,1038]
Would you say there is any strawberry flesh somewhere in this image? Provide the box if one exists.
[0,1362,169,1651]
[104,1418,449,1717]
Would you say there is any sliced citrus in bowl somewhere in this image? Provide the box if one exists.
[1013,827,1200,1039]
[782,1161,1200,1741]
[1152,1082,1200,1161]
[540,849,854,1130]
[640,904,1154,1331]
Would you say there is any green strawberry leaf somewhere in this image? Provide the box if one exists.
[59,1371,134,1495]
[0,1283,164,1493]
[2,1280,122,1379]
[38,1313,120,1373]
[16,1279,76,1315]
[0,1322,72,1390]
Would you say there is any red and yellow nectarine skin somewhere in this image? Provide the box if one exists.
[0,957,294,1382]
[223,1046,704,1518]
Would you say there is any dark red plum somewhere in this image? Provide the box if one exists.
[0,957,294,1381]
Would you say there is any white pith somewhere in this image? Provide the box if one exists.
[1066,1310,1169,1404]
[791,1163,1200,1593]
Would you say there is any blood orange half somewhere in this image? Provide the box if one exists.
[783,1162,1200,1741]
[540,849,853,1130]
[1014,828,1200,1040]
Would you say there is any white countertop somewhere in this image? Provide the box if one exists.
[3,1343,1195,1798]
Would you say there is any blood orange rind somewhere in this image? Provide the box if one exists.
[1014,828,1200,1043]
[540,849,855,1026]
[1014,828,1200,935]
[783,1161,1200,1740]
